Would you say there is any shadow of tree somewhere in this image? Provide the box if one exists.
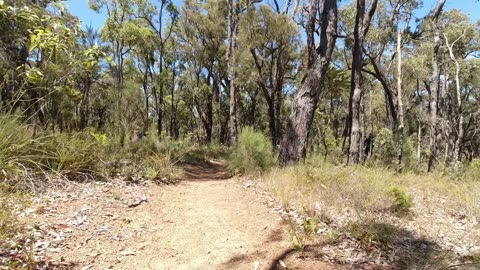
[182,160,232,181]
[263,221,479,270]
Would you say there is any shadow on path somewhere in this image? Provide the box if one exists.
[182,160,232,181]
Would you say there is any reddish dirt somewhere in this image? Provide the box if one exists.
[28,161,343,269]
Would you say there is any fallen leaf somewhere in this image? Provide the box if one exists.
[82,264,94,270]
[119,249,136,256]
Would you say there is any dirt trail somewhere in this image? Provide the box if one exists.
[29,161,341,270]
[120,161,288,270]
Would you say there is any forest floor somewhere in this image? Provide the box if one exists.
[10,160,344,270]
[4,160,479,270]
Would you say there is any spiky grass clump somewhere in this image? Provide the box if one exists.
[228,127,275,174]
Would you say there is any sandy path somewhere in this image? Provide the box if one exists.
[119,162,291,270]
[30,161,341,270]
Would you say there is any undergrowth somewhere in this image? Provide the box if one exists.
[228,127,275,174]
[253,154,480,268]
[0,114,217,187]
[0,186,29,242]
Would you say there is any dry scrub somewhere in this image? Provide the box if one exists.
[251,157,480,269]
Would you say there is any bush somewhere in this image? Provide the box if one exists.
[374,128,396,166]
[181,142,230,163]
[465,158,480,181]
[347,220,402,247]
[388,186,414,213]
[40,132,106,173]
[228,127,275,174]
[129,132,196,163]
[0,114,35,173]
[141,154,182,183]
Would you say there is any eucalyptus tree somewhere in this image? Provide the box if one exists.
[240,4,301,147]
[279,0,337,164]
[364,0,419,165]
[346,0,378,164]
[135,0,179,136]
[427,0,446,172]
[89,0,138,133]
[227,0,240,144]
[441,9,478,167]
[176,0,227,143]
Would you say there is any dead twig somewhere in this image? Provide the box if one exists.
[127,196,148,208]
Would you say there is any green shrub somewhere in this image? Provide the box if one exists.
[140,154,182,183]
[40,132,106,174]
[181,142,231,163]
[318,127,342,164]
[0,114,35,173]
[129,132,196,163]
[304,218,318,236]
[375,128,396,166]
[228,127,275,174]
[402,135,416,171]
[389,186,414,213]
[465,158,480,181]
[348,220,402,247]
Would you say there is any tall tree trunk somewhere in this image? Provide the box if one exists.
[279,0,337,164]
[158,48,165,137]
[275,76,284,148]
[427,0,446,172]
[249,87,259,126]
[142,60,150,134]
[417,79,423,166]
[444,31,466,169]
[79,77,91,130]
[347,0,378,164]
[227,0,238,144]
[170,58,177,139]
[396,26,405,165]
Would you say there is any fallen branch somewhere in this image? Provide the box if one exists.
[127,196,148,208]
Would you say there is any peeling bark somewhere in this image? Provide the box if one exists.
[279,0,337,164]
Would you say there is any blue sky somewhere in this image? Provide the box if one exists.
[65,0,480,31]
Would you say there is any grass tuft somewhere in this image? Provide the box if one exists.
[228,127,275,174]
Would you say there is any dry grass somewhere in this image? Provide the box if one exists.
[259,158,480,222]
[251,157,480,268]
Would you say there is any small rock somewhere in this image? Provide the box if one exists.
[278,259,287,269]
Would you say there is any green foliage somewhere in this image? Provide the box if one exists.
[40,132,105,174]
[388,186,415,213]
[348,220,402,248]
[324,230,341,244]
[180,142,231,164]
[464,159,480,181]
[228,127,275,174]
[304,218,318,236]
[374,128,396,166]
[318,126,342,164]
[402,135,416,171]
[0,116,110,178]
[130,132,196,162]
[140,154,182,183]
[0,115,35,174]
[0,113,183,184]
